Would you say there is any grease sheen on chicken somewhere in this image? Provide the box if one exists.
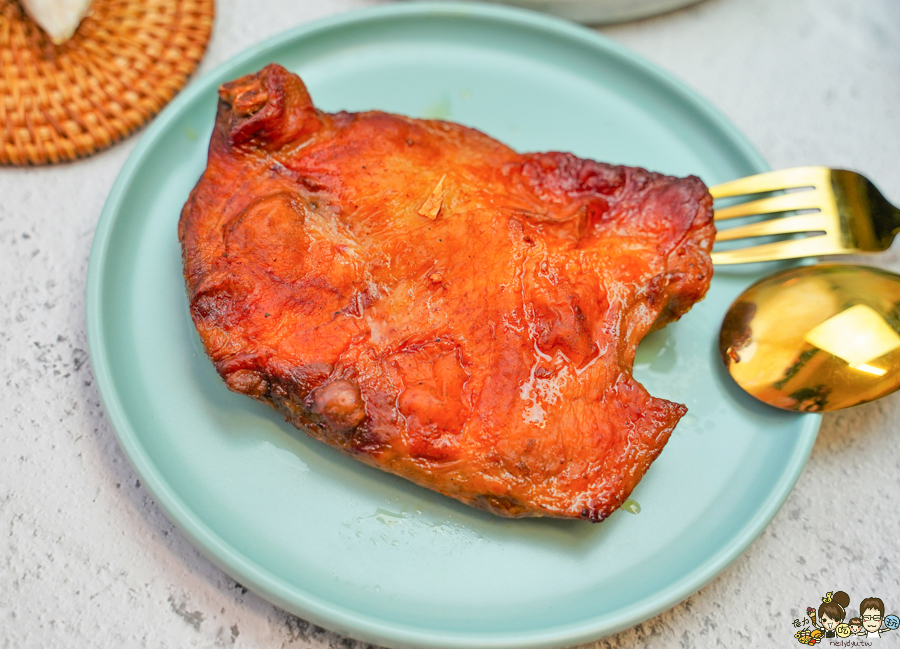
[179,64,715,522]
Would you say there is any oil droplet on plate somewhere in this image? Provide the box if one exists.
[622,498,641,514]
[634,329,677,374]
[649,339,677,374]
[371,508,404,527]
[350,503,485,546]
[422,95,452,120]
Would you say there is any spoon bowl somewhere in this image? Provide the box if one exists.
[719,264,900,411]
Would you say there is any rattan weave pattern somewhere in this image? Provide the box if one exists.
[0,0,213,164]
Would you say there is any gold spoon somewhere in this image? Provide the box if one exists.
[719,264,900,411]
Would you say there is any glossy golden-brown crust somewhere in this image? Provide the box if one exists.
[179,64,715,522]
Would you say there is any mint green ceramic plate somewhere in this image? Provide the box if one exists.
[86,4,819,648]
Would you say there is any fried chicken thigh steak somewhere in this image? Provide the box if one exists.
[179,64,714,522]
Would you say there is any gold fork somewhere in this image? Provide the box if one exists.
[711,166,900,265]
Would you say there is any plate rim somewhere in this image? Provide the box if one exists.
[85,3,821,648]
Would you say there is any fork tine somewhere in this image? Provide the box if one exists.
[715,214,832,242]
[714,192,823,221]
[711,166,832,199]
[711,235,848,265]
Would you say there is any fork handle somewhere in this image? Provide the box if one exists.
[833,170,900,251]
[866,187,900,249]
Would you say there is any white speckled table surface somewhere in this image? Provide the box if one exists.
[2,0,898,647]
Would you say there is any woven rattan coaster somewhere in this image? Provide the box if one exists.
[1,0,214,165]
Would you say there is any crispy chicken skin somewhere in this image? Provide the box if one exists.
[179,64,714,522]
